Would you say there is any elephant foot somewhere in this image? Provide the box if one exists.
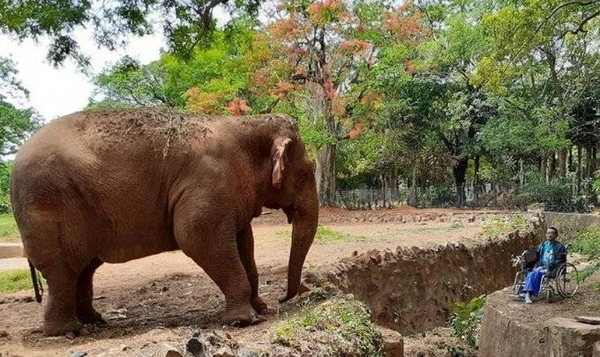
[222,304,266,327]
[43,319,84,337]
[77,309,106,325]
[251,296,269,315]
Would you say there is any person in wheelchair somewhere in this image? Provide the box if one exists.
[521,226,566,304]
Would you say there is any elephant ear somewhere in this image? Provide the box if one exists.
[272,137,292,189]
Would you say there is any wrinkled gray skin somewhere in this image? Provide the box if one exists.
[10,108,319,336]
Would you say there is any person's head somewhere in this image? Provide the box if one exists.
[546,227,558,242]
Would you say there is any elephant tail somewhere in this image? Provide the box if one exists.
[28,259,43,303]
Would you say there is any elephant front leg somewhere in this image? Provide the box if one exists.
[237,225,268,315]
[174,212,263,326]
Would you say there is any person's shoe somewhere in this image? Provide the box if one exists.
[525,293,533,304]
[519,293,526,298]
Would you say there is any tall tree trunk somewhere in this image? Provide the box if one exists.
[388,170,399,203]
[473,155,480,204]
[577,145,582,194]
[310,145,323,199]
[591,146,597,178]
[409,166,418,206]
[586,145,593,179]
[540,154,547,183]
[558,148,567,178]
[453,157,469,206]
[319,143,336,206]
[519,158,525,188]
[549,151,557,180]
[568,146,574,173]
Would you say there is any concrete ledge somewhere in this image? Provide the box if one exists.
[0,243,24,259]
[480,290,600,357]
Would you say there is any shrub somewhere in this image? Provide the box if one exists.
[274,297,384,356]
[450,295,486,348]
[521,180,590,213]
[571,225,600,281]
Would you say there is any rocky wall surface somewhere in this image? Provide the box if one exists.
[327,230,541,334]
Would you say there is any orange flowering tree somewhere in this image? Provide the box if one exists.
[247,0,424,205]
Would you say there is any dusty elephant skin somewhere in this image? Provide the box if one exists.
[10,108,319,337]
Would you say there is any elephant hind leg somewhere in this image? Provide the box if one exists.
[42,263,84,336]
[76,258,105,325]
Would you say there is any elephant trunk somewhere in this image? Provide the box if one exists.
[280,182,319,303]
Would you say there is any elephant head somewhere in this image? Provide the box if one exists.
[265,132,319,302]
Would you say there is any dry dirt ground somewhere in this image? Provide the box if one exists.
[0,207,525,356]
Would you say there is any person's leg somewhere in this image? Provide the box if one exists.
[523,268,546,303]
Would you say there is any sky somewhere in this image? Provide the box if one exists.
[0,31,165,122]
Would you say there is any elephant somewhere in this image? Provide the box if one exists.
[10,108,319,336]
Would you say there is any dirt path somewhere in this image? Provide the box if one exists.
[0,207,512,356]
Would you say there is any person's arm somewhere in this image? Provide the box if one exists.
[535,242,543,268]
[557,243,567,264]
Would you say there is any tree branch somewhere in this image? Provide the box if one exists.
[559,8,600,39]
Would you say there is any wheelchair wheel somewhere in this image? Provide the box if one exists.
[512,271,526,295]
[556,263,580,298]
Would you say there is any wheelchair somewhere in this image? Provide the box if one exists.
[512,248,579,302]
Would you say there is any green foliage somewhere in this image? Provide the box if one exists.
[0,214,20,243]
[274,298,384,356]
[90,29,258,113]
[0,58,41,154]
[480,214,530,237]
[277,225,364,244]
[571,225,600,282]
[0,269,35,294]
[0,0,261,66]
[521,180,591,213]
[0,162,11,213]
[416,186,456,208]
[22,0,598,209]
[314,226,365,244]
[450,295,486,348]
[592,170,600,196]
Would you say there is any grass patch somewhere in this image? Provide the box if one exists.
[276,225,365,244]
[0,214,20,243]
[0,269,35,294]
[273,297,384,356]
[571,225,600,282]
[478,214,530,237]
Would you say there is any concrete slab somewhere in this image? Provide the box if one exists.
[0,243,24,259]
[0,257,29,271]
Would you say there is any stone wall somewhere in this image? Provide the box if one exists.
[328,229,541,334]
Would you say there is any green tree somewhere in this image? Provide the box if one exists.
[0,58,40,156]
[247,0,424,206]
[90,24,260,114]
[477,0,600,183]
[0,0,262,66]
